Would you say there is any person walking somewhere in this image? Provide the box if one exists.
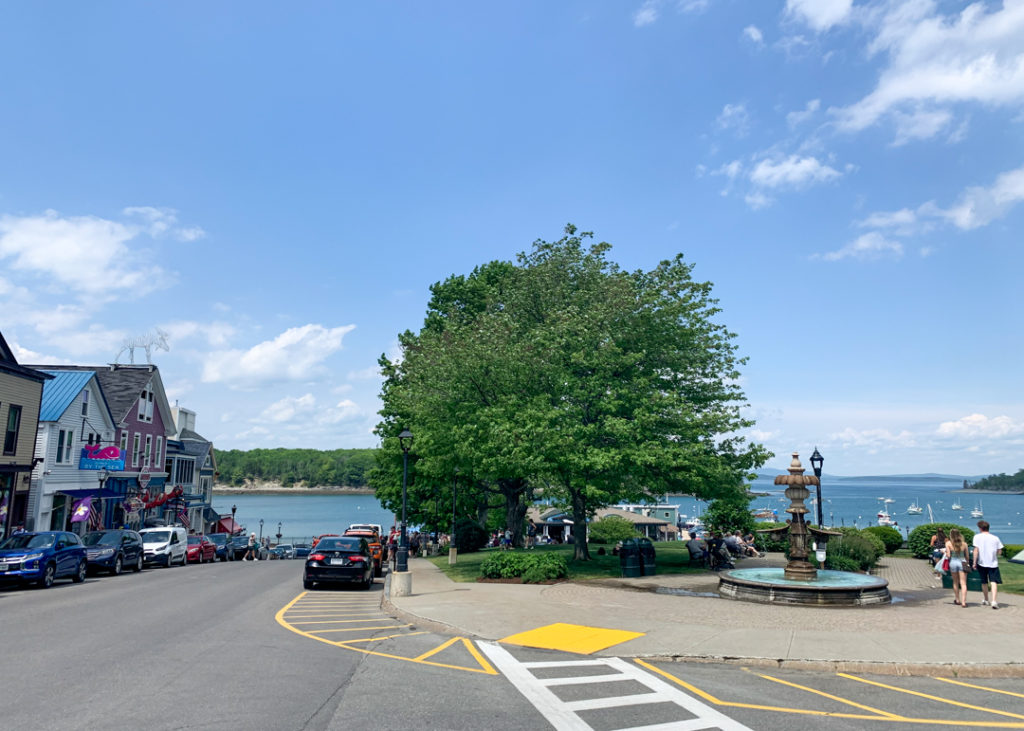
[972,520,1004,609]
[946,528,970,608]
[244,532,259,561]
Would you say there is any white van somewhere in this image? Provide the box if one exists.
[140,526,188,567]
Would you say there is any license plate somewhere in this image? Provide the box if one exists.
[330,558,347,566]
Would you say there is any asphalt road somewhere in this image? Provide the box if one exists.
[2,559,1022,731]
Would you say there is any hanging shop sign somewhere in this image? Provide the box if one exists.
[79,445,125,471]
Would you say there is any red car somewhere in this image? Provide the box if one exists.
[186,535,217,563]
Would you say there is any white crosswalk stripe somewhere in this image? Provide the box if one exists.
[479,643,753,731]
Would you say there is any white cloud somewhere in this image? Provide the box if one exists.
[857,207,917,230]
[785,0,853,32]
[786,98,821,127]
[202,323,356,387]
[931,164,1024,230]
[832,0,1024,139]
[633,0,659,27]
[261,393,317,423]
[347,366,382,381]
[716,103,750,136]
[320,399,363,424]
[711,160,743,180]
[937,414,1024,440]
[123,206,206,241]
[161,320,237,348]
[744,191,772,210]
[891,107,953,146]
[820,231,903,261]
[9,341,70,365]
[749,155,842,189]
[742,25,763,45]
[0,209,172,300]
[830,426,917,449]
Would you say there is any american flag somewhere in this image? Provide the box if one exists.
[178,508,190,529]
[88,501,103,530]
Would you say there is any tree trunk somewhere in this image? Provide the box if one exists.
[570,488,590,561]
[497,478,529,547]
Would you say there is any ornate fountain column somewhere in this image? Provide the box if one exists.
[774,452,818,580]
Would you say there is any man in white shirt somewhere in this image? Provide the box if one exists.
[972,520,1004,609]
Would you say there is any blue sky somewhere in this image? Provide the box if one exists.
[1,1,1022,476]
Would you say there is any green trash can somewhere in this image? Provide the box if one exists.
[619,538,641,578]
[941,570,983,592]
[638,537,656,576]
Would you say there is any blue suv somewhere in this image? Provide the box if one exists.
[0,531,88,588]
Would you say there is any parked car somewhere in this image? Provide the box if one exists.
[229,534,250,560]
[82,529,145,575]
[0,531,87,588]
[206,532,233,561]
[140,526,188,567]
[343,528,384,576]
[311,533,339,550]
[186,535,217,563]
[293,543,311,558]
[271,544,295,560]
[302,536,374,590]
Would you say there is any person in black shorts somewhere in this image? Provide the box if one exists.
[972,520,1004,609]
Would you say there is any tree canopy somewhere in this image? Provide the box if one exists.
[214,448,376,488]
[966,469,1024,492]
[371,225,769,559]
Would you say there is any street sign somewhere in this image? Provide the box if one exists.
[139,472,151,490]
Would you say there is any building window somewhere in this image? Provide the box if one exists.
[146,391,154,422]
[3,405,21,455]
[155,436,163,469]
[143,435,153,468]
[82,390,89,416]
[138,389,147,421]
[174,459,195,486]
[119,431,128,454]
[132,433,141,468]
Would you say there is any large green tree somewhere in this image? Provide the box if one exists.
[372,226,769,559]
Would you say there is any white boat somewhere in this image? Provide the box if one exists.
[951,501,963,511]
[877,499,896,527]
[970,501,983,518]
[906,500,923,515]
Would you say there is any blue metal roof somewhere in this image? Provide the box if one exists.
[39,370,96,422]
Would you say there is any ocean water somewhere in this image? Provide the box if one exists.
[213,475,1024,546]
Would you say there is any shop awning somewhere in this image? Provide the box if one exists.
[56,487,122,499]
[214,517,242,534]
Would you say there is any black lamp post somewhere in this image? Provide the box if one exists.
[809,447,824,528]
[259,518,264,543]
[395,429,413,573]
[276,521,282,542]
[231,504,237,534]
[451,468,459,539]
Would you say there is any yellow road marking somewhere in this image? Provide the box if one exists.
[414,636,461,661]
[286,617,396,623]
[307,625,409,633]
[275,592,498,675]
[289,619,395,625]
[635,661,1024,727]
[746,669,904,718]
[344,632,429,643]
[935,678,1024,701]
[838,674,1024,721]
[499,623,644,654]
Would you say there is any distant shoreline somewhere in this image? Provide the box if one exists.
[213,485,375,496]
[955,489,1024,495]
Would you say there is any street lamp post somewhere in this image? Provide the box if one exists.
[231,504,237,534]
[809,447,824,528]
[449,468,459,566]
[277,521,282,542]
[395,429,413,574]
[259,518,264,543]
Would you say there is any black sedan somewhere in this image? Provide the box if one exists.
[302,537,374,590]
[82,529,145,575]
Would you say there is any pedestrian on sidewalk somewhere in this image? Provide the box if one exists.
[929,527,947,568]
[244,532,258,561]
[972,520,1004,609]
[946,528,970,608]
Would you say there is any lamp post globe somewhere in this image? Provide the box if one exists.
[809,447,824,527]
[396,429,413,573]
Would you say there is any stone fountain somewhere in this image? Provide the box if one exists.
[717,452,891,606]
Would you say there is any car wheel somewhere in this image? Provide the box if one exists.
[135,554,144,572]
[111,555,123,576]
[363,570,373,590]
[198,552,204,564]
[164,555,172,568]
[303,576,315,590]
[72,560,87,583]
[38,563,56,589]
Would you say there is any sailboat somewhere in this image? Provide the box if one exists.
[971,501,984,518]
[877,499,895,527]
[906,499,923,515]
[951,500,963,511]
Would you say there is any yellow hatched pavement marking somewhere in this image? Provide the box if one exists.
[745,668,904,718]
[275,592,498,675]
[636,661,1024,727]
[343,632,429,643]
[499,622,644,655]
[838,674,1024,721]
[934,678,1024,701]
[307,625,410,633]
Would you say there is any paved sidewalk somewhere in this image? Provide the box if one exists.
[385,554,1023,677]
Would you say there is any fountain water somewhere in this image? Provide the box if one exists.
[717,452,891,606]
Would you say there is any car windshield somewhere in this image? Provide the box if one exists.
[208,535,227,545]
[188,536,201,545]
[83,532,120,546]
[278,544,292,550]
[1,534,55,549]
[316,539,361,551]
[142,531,170,544]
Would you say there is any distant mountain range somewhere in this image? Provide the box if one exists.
[754,470,986,482]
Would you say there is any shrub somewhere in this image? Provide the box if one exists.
[454,517,490,553]
[1003,544,1024,559]
[907,523,975,559]
[480,551,568,583]
[825,555,861,572]
[704,494,755,535]
[588,515,639,544]
[751,522,789,553]
[828,527,882,571]
[864,525,903,554]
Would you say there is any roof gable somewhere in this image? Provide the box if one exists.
[39,371,96,422]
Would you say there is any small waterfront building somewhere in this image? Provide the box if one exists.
[166,405,218,532]
[0,331,51,537]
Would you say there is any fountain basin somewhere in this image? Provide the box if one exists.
[718,568,891,606]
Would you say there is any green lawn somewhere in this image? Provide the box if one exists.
[427,542,707,582]
[1000,560,1024,595]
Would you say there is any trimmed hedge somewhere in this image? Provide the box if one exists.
[864,525,903,554]
[588,515,639,544]
[1003,544,1024,559]
[480,552,569,583]
[907,523,975,559]
[826,527,883,571]
[454,517,490,553]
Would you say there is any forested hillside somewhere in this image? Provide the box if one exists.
[967,468,1024,492]
[214,448,377,488]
